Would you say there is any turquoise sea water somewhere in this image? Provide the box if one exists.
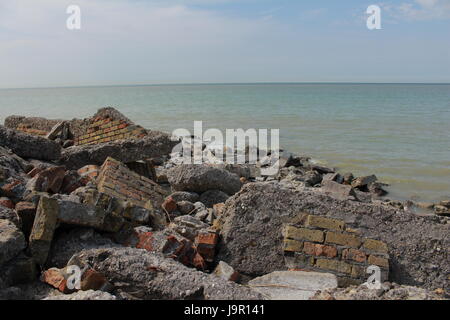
[0,83,449,202]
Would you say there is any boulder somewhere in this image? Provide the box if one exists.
[216,182,449,291]
[0,125,61,161]
[199,190,230,208]
[60,131,177,170]
[0,219,26,266]
[322,180,358,201]
[167,165,242,195]
[67,247,264,300]
[352,175,378,189]
[169,191,200,203]
[248,271,338,300]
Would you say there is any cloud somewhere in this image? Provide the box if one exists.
[383,0,450,21]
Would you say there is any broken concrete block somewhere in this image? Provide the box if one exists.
[167,164,242,195]
[322,180,358,201]
[199,190,230,208]
[214,261,240,282]
[0,219,26,266]
[57,199,106,230]
[29,197,59,265]
[248,271,338,300]
[0,125,61,161]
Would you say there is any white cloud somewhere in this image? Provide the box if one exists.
[383,0,450,21]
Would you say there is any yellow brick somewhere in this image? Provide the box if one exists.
[316,258,352,274]
[283,239,303,252]
[368,255,389,268]
[305,215,345,231]
[325,232,361,248]
[284,226,324,243]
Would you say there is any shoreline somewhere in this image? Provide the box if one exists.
[0,107,448,300]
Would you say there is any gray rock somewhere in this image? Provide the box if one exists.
[43,290,117,300]
[47,228,119,268]
[177,201,195,215]
[352,175,378,189]
[167,164,242,195]
[170,191,200,203]
[248,271,338,300]
[60,131,177,170]
[216,182,449,291]
[67,247,264,300]
[57,199,106,229]
[200,190,230,208]
[322,180,358,201]
[0,125,61,161]
[0,253,37,287]
[214,261,240,282]
[0,219,26,266]
[0,206,21,228]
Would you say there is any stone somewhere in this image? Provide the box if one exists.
[29,197,59,265]
[48,228,118,269]
[248,271,338,300]
[67,247,263,300]
[167,164,242,195]
[162,196,177,213]
[45,121,68,140]
[57,199,106,229]
[26,166,66,194]
[368,182,388,197]
[0,253,37,287]
[311,283,447,300]
[43,290,117,300]
[199,190,230,208]
[342,173,354,185]
[172,215,210,241]
[0,219,26,266]
[0,125,61,161]
[323,173,344,184]
[177,201,195,215]
[322,180,358,201]
[0,206,21,227]
[214,261,240,282]
[351,175,378,189]
[169,191,200,203]
[61,131,177,170]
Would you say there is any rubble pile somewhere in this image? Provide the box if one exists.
[0,107,448,301]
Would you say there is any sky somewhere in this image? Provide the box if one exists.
[0,0,449,88]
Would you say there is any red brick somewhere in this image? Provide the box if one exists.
[342,248,367,263]
[162,196,177,213]
[303,242,338,258]
[0,197,15,209]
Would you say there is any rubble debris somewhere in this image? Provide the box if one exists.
[0,219,26,266]
[322,180,358,201]
[43,290,117,300]
[67,247,264,300]
[29,197,59,265]
[26,166,66,194]
[214,261,240,282]
[249,271,338,300]
[0,125,61,161]
[199,190,230,208]
[167,164,242,195]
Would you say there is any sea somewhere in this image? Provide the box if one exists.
[1,83,449,202]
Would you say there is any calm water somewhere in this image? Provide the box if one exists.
[0,83,449,202]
